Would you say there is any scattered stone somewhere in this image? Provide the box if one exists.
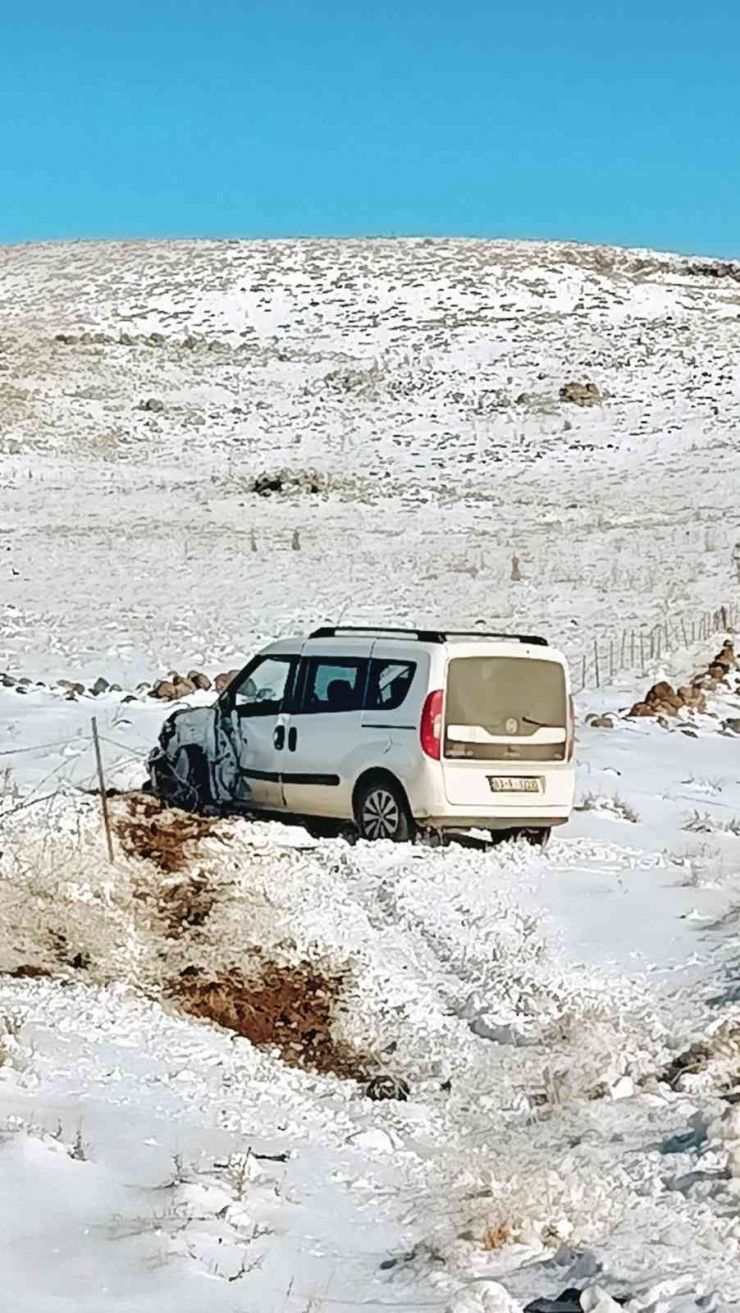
[524,1290,584,1313]
[1,674,16,687]
[629,679,706,719]
[110,683,122,692]
[91,676,109,696]
[140,397,165,413]
[188,670,212,691]
[252,472,284,496]
[122,694,138,704]
[54,333,77,345]
[708,663,730,683]
[151,679,177,701]
[559,381,601,406]
[724,719,740,735]
[172,677,196,699]
[686,260,740,283]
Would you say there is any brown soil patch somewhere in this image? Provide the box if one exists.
[114,793,225,873]
[172,959,372,1082]
[5,964,52,980]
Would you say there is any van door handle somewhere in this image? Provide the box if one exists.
[273,725,285,750]
[288,727,297,752]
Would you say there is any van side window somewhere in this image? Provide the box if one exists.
[231,656,296,716]
[301,658,368,713]
[366,660,416,710]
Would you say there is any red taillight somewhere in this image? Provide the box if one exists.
[420,689,444,760]
[566,694,575,761]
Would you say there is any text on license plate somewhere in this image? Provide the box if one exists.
[489,776,541,794]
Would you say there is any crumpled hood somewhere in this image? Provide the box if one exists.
[157,705,217,753]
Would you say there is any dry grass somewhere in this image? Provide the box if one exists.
[171,959,373,1082]
[575,791,640,823]
[480,1220,516,1251]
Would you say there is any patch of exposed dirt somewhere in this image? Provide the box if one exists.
[5,964,52,980]
[171,959,372,1082]
[113,792,226,873]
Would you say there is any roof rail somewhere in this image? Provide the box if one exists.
[308,625,548,647]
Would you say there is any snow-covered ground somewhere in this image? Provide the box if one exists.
[2,237,740,1311]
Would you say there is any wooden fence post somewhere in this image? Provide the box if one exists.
[91,717,114,865]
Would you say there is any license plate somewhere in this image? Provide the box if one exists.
[489,776,541,794]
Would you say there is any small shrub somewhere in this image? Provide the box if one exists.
[480,1219,515,1251]
[575,792,639,823]
[683,811,714,833]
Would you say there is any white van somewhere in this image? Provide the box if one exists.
[147,625,575,843]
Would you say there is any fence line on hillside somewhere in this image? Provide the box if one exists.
[570,601,739,695]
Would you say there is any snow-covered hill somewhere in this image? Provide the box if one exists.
[1,237,739,682]
[2,238,740,1312]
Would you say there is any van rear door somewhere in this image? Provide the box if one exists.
[441,645,569,807]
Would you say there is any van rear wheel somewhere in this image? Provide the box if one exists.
[355,778,413,843]
[520,827,552,849]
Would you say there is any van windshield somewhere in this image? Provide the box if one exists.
[444,656,567,762]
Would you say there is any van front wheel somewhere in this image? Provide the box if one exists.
[355,778,413,843]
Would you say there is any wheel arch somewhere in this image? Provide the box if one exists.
[351,767,413,823]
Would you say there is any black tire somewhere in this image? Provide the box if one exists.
[159,745,212,813]
[520,827,552,850]
[355,776,414,843]
[488,829,516,847]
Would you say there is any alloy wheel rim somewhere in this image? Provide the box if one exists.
[362,788,400,839]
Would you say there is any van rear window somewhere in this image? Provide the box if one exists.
[444,657,567,762]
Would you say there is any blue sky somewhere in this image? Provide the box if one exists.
[2,0,739,254]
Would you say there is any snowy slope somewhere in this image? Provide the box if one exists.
[0,237,739,683]
[1,237,740,1311]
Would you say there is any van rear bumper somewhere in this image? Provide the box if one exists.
[419,811,570,832]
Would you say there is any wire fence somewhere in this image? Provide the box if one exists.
[570,601,739,695]
[0,603,738,840]
[0,717,141,856]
